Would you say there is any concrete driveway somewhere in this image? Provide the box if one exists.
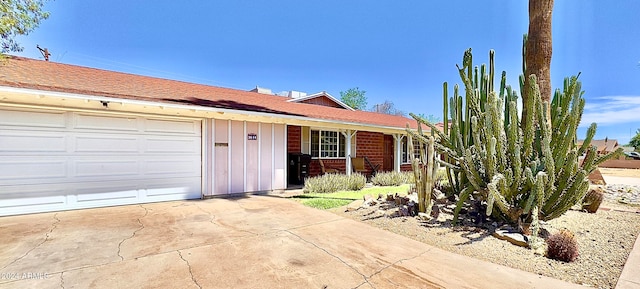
[0,195,583,289]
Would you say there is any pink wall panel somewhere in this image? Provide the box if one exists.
[213,119,229,195]
[260,123,273,190]
[230,121,245,193]
[215,119,228,142]
[245,122,259,192]
[273,124,286,189]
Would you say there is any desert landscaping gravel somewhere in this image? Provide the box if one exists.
[329,192,640,289]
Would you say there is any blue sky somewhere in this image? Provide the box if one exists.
[12,1,640,144]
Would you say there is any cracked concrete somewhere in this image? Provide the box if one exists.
[285,229,371,286]
[117,205,149,261]
[178,250,202,289]
[358,249,433,288]
[0,213,59,271]
[0,195,589,288]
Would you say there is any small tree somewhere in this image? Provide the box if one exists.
[629,129,640,150]
[370,100,405,116]
[1,0,50,54]
[417,113,441,123]
[340,87,367,110]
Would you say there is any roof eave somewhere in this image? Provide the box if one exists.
[0,86,415,135]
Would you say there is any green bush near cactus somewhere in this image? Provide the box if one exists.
[371,171,413,186]
[294,184,411,209]
[409,41,622,229]
[303,173,366,194]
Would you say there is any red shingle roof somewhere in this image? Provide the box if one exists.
[0,56,423,130]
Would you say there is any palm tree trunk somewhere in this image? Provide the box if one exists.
[523,0,554,128]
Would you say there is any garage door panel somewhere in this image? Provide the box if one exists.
[0,109,66,129]
[142,159,200,176]
[75,187,139,203]
[74,160,140,177]
[74,114,139,131]
[0,185,68,216]
[75,135,140,152]
[0,132,67,152]
[0,160,67,180]
[145,137,200,153]
[144,177,201,200]
[0,196,68,216]
[0,109,203,216]
[0,186,67,202]
[146,119,200,135]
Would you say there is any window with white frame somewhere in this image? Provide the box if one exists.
[310,130,347,158]
[402,137,423,163]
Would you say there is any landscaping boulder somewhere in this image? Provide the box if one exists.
[493,226,529,247]
[345,199,364,212]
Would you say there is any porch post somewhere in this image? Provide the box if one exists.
[393,134,405,172]
[342,130,357,176]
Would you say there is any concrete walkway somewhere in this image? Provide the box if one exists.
[1,195,588,289]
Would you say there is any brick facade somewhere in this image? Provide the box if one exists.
[309,159,347,176]
[287,127,413,180]
[354,131,384,177]
[400,164,412,171]
[287,125,301,153]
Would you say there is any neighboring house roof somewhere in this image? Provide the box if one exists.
[0,56,423,132]
[577,139,619,154]
[286,91,354,111]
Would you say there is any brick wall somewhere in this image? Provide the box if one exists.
[304,130,414,177]
[287,125,301,153]
[355,131,384,176]
[400,164,413,172]
[309,159,347,177]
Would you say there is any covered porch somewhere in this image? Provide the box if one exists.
[286,125,414,184]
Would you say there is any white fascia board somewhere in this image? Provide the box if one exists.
[0,86,415,134]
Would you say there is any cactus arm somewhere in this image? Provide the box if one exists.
[453,186,472,225]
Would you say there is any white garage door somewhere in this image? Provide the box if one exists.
[0,108,202,216]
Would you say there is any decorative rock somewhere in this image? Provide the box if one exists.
[345,199,364,212]
[385,208,399,217]
[430,204,440,219]
[407,200,418,216]
[362,198,377,207]
[407,193,419,203]
[399,205,410,217]
[363,194,373,201]
[418,212,430,220]
[582,186,604,213]
[386,194,395,202]
[602,184,640,205]
[493,226,529,247]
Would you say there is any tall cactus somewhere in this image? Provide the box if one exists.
[407,129,437,214]
[409,42,622,227]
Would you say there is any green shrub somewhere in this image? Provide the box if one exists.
[371,171,412,186]
[303,173,366,194]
